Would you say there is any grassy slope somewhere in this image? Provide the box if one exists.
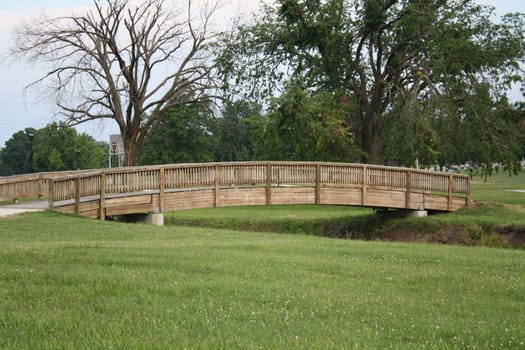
[1,211,524,349]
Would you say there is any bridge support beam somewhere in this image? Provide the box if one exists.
[406,210,428,218]
[143,213,164,226]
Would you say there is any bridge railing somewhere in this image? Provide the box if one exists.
[0,173,48,202]
[0,170,106,203]
[45,162,470,212]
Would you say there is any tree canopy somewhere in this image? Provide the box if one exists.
[137,104,217,165]
[0,124,107,175]
[217,0,525,170]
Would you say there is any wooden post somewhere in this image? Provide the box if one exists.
[214,164,220,208]
[74,177,81,215]
[266,163,272,205]
[159,168,166,212]
[448,174,453,211]
[48,179,55,210]
[315,163,321,205]
[466,176,471,208]
[405,170,411,209]
[99,173,106,221]
[361,165,367,206]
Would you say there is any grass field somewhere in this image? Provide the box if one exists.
[0,171,524,348]
[1,211,524,349]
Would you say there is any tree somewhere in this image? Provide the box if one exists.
[0,124,106,175]
[137,104,217,165]
[218,0,524,165]
[34,123,107,171]
[12,0,220,166]
[215,101,264,161]
[256,83,362,161]
[0,128,37,175]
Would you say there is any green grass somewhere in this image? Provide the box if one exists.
[470,171,525,205]
[165,172,525,246]
[167,205,375,237]
[1,211,524,349]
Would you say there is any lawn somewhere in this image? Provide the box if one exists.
[470,170,525,205]
[1,211,524,349]
[0,171,524,348]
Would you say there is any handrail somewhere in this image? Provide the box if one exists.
[1,162,471,214]
[0,170,93,202]
[43,162,470,214]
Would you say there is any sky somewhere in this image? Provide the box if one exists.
[0,0,523,148]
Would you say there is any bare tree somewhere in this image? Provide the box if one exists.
[12,0,220,165]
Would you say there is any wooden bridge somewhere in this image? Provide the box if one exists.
[0,162,471,219]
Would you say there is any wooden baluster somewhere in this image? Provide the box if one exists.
[74,177,81,215]
[100,173,106,221]
[315,163,321,205]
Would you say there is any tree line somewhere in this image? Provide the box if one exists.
[4,0,525,176]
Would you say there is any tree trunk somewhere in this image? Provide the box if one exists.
[121,126,143,166]
[362,109,381,164]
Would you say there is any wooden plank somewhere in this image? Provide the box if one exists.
[408,193,425,210]
[55,205,75,215]
[106,203,154,216]
[219,188,266,207]
[424,194,449,211]
[271,187,315,205]
[164,190,215,211]
[105,194,153,207]
[366,189,405,209]
[319,187,362,206]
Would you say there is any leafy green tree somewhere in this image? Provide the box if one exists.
[218,0,524,165]
[215,101,264,161]
[453,92,524,175]
[0,124,106,175]
[138,104,217,165]
[381,94,439,168]
[33,123,107,172]
[256,83,362,162]
[0,128,37,175]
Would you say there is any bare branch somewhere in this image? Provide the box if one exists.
[11,0,220,165]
